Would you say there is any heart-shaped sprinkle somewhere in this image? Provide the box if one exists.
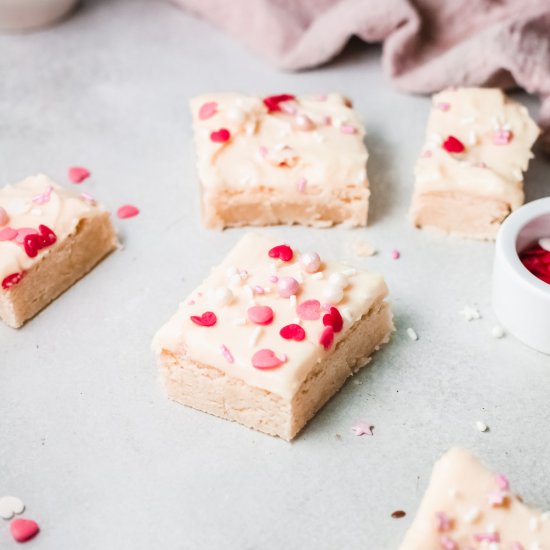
[263,94,295,113]
[436,102,451,112]
[0,496,25,520]
[493,128,513,145]
[210,128,231,143]
[280,324,305,341]
[247,305,274,326]
[319,326,334,350]
[252,348,284,369]
[199,101,218,120]
[323,307,343,332]
[268,244,293,262]
[32,186,53,205]
[117,205,139,219]
[13,228,39,246]
[23,234,41,258]
[296,299,321,321]
[68,166,91,183]
[10,518,39,543]
[38,224,57,247]
[190,311,217,327]
[0,227,17,241]
[2,272,25,290]
[0,207,9,226]
[442,135,465,153]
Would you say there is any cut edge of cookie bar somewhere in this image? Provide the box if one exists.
[409,190,515,240]
[157,297,393,441]
[202,186,370,229]
[0,211,117,328]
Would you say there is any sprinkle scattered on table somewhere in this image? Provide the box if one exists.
[0,496,25,520]
[349,238,377,257]
[476,421,489,432]
[391,510,406,519]
[117,204,140,219]
[491,325,505,338]
[391,249,401,260]
[10,518,40,543]
[460,305,481,321]
[406,327,419,341]
[351,421,374,436]
[68,166,91,183]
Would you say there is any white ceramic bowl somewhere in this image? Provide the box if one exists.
[0,0,77,31]
[493,197,550,355]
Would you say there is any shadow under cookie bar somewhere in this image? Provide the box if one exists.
[0,211,117,328]
[410,190,513,240]
[157,297,392,441]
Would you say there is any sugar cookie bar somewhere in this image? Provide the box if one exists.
[190,93,370,228]
[0,174,117,328]
[153,233,393,440]
[400,448,550,549]
[410,88,539,240]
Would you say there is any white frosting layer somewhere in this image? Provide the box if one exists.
[153,233,388,399]
[190,93,369,197]
[415,88,539,210]
[400,448,550,549]
[0,174,107,282]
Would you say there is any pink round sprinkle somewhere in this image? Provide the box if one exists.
[391,249,401,260]
[495,473,510,491]
[269,275,279,283]
[277,276,300,298]
[440,535,457,550]
[297,177,307,193]
[0,206,9,226]
[323,116,332,125]
[68,166,91,183]
[258,146,268,158]
[340,124,358,135]
[252,349,284,370]
[199,101,218,120]
[247,305,274,326]
[437,102,451,112]
[0,227,18,241]
[220,344,234,364]
[296,299,321,320]
[493,128,513,145]
[117,205,139,219]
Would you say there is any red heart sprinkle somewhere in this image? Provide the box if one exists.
[23,233,41,258]
[68,166,90,183]
[252,348,284,369]
[2,272,24,290]
[10,518,40,543]
[442,135,465,153]
[190,311,217,327]
[199,101,218,120]
[117,205,139,219]
[280,324,306,341]
[247,305,274,325]
[210,128,231,143]
[323,307,343,333]
[38,224,57,247]
[263,94,295,113]
[268,244,293,262]
[319,326,334,350]
[296,299,321,321]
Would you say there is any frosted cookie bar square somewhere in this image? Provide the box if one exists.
[410,88,539,240]
[153,233,393,440]
[190,93,370,228]
[400,448,550,549]
[0,175,117,328]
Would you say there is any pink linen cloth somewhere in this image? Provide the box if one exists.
[170,0,550,151]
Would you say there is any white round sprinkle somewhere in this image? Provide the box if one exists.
[323,284,344,304]
[227,106,245,124]
[214,287,234,306]
[460,306,481,321]
[300,252,321,273]
[491,325,505,338]
[476,421,488,432]
[328,272,349,289]
[406,328,419,341]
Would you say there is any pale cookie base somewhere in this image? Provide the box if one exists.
[0,212,117,328]
[157,299,393,440]
[202,186,370,229]
[410,190,514,240]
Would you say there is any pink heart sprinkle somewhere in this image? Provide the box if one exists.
[210,128,231,143]
[0,227,18,241]
[247,305,274,326]
[199,101,218,120]
[32,185,53,205]
[190,311,217,327]
[117,205,139,219]
[279,323,306,341]
[252,348,284,369]
[296,299,321,321]
[68,166,91,183]
[319,326,334,349]
[13,228,39,245]
[493,129,513,145]
[10,518,39,543]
